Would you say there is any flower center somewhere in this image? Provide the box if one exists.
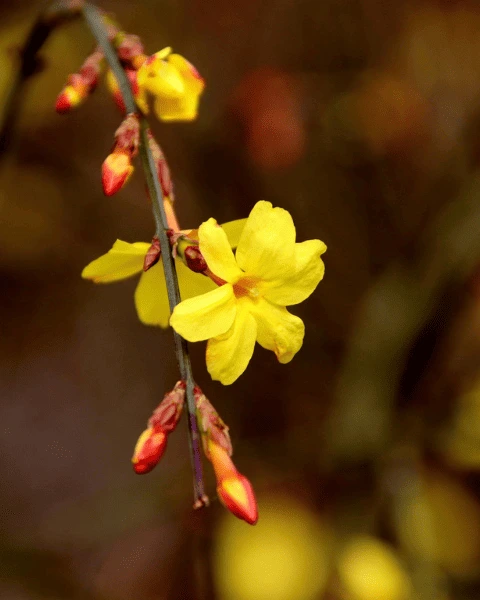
[233,276,261,300]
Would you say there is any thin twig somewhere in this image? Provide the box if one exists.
[81,2,207,506]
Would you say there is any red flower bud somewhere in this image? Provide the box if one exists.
[184,246,207,273]
[55,85,85,113]
[208,441,258,525]
[217,472,258,525]
[102,150,134,196]
[131,425,167,474]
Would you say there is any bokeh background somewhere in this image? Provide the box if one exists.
[2,0,480,598]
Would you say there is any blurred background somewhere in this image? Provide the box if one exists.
[2,0,480,598]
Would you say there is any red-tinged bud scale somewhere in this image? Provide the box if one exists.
[148,381,186,432]
[102,151,134,196]
[195,387,233,455]
[132,425,167,474]
[114,113,140,155]
[147,131,174,200]
[143,237,161,271]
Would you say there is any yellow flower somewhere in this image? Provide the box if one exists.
[81,220,245,328]
[170,201,326,385]
[136,47,205,121]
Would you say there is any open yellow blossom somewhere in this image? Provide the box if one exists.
[82,220,245,327]
[170,201,326,385]
[136,47,205,121]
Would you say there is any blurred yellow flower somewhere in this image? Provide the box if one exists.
[214,495,331,600]
[81,220,245,327]
[136,47,205,121]
[170,201,326,384]
[338,536,412,600]
[398,472,480,576]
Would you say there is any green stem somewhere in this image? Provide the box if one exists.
[82,2,207,507]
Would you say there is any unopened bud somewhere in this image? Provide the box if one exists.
[131,382,185,474]
[143,237,161,271]
[184,246,207,273]
[217,472,258,525]
[55,85,85,113]
[132,425,167,474]
[208,441,258,525]
[102,150,134,196]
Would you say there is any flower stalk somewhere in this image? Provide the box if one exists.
[81,1,208,507]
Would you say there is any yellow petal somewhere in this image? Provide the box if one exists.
[199,218,243,283]
[153,47,172,61]
[221,218,247,249]
[206,299,257,385]
[81,240,148,283]
[170,284,236,342]
[152,95,197,122]
[177,259,216,299]
[251,299,304,363]
[134,85,149,114]
[143,61,185,98]
[134,259,216,328]
[134,262,171,327]
[263,239,326,306]
[168,53,205,97]
[236,201,296,280]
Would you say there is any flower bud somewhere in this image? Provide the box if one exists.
[102,150,134,196]
[55,85,85,113]
[55,51,103,114]
[217,472,258,525]
[143,237,161,271]
[208,442,258,525]
[184,246,207,273]
[131,382,185,474]
[132,425,167,474]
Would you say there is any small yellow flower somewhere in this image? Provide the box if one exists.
[170,201,326,385]
[81,220,245,327]
[136,47,205,121]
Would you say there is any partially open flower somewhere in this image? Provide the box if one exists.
[137,47,205,121]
